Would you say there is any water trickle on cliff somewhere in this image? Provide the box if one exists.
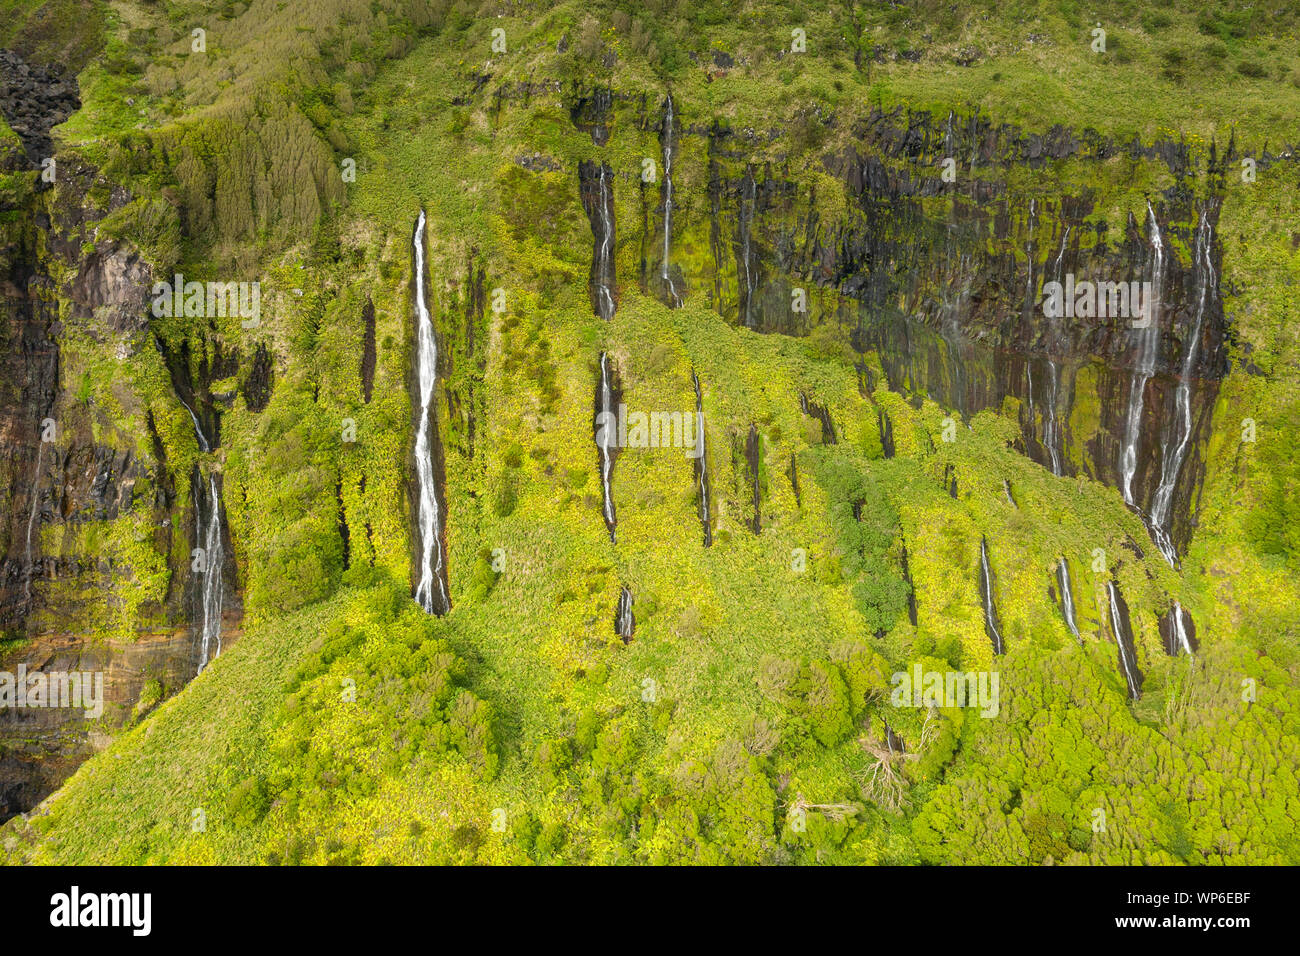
[899,543,918,627]
[660,95,682,308]
[615,586,635,643]
[979,536,1004,655]
[595,352,619,542]
[1056,557,1081,643]
[1149,200,1218,567]
[691,369,712,546]
[1120,202,1164,507]
[1105,580,1143,700]
[580,161,618,320]
[195,472,225,673]
[1160,601,1198,657]
[412,210,451,615]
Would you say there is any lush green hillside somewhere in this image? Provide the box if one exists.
[1,0,1297,865]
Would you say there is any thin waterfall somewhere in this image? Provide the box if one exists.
[195,471,225,673]
[739,168,757,329]
[412,210,451,615]
[615,586,635,643]
[1160,601,1197,656]
[22,441,45,604]
[1002,479,1016,508]
[1120,202,1164,507]
[579,161,617,320]
[1149,201,1217,566]
[979,536,1004,655]
[660,95,682,308]
[1105,580,1143,700]
[878,409,895,458]
[594,352,619,542]
[596,164,615,318]
[1041,225,1069,476]
[691,369,712,546]
[1056,557,1081,643]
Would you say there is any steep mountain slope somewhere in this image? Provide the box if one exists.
[1,0,1298,864]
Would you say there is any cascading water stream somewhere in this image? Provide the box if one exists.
[1105,580,1143,700]
[691,369,712,546]
[1149,201,1217,566]
[1160,601,1197,657]
[412,210,451,615]
[1056,557,1081,642]
[595,352,618,542]
[1119,202,1164,507]
[595,164,615,319]
[978,536,1004,655]
[739,168,757,329]
[660,95,682,308]
[615,586,635,643]
[21,441,46,604]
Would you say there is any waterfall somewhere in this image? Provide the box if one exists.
[1160,601,1197,656]
[978,536,1004,655]
[878,409,895,458]
[195,472,225,673]
[1119,202,1164,507]
[412,210,451,615]
[1042,358,1063,477]
[799,393,836,444]
[739,168,757,329]
[1149,201,1217,566]
[615,586,635,643]
[22,441,45,604]
[595,352,618,542]
[1056,557,1081,643]
[1003,479,1016,508]
[1105,580,1143,700]
[660,95,682,308]
[181,400,209,452]
[595,164,615,318]
[691,369,712,546]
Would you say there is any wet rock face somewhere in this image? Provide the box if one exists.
[69,242,152,332]
[569,87,613,145]
[0,50,80,166]
[242,341,274,412]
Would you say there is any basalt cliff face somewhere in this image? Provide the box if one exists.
[0,99,240,819]
[542,90,1234,558]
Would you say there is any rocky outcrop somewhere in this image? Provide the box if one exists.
[0,627,200,822]
[0,153,239,817]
